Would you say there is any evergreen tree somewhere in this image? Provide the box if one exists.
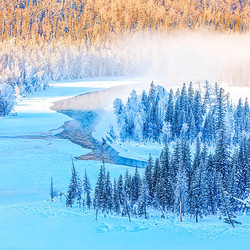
[94,164,106,219]
[188,82,194,110]
[218,174,236,228]
[131,167,142,207]
[203,80,212,113]
[174,161,188,222]
[159,143,174,211]
[203,110,215,144]
[152,158,160,195]
[106,171,113,213]
[66,161,82,208]
[190,160,209,222]
[83,169,92,209]
[165,89,174,127]
[207,154,219,214]
[180,83,188,113]
[124,169,132,213]
[188,110,196,142]
[137,178,150,218]
[145,154,153,201]
[113,179,120,214]
[243,98,250,132]
[234,98,243,143]
[50,177,54,202]
[193,91,203,133]
[117,175,124,208]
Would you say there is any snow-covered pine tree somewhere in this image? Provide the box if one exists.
[124,169,132,212]
[215,88,230,184]
[137,178,150,219]
[83,169,92,209]
[187,82,195,111]
[66,161,82,208]
[174,159,188,222]
[117,175,125,210]
[106,171,113,213]
[206,154,219,215]
[243,98,250,133]
[152,158,160,196]
[165,89,174,129]
[145,154,153,202]
[217,174,236,228]
[50,177,54,202]
[155,147,174,216]
[94,164,106,220]
[193,91,203,134]
[131,167,142,208]
[202,80,212,113]
[113,179,120,214]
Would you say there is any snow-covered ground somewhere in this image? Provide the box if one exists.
[0,79,250,249]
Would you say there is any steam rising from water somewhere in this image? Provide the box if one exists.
[54,32,250,113]
[116,31,250,86]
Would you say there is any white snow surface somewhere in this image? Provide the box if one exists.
[0,78,250,249]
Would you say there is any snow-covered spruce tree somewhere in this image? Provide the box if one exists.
[145,154,153,202]
[243,98,250,133]
[227,154,239,213]
[113,179,120,214]
[174,142,189,222]
[152,158,160,197]
[235,137,250,199]
[234,98,244,143]
[137,178,150,219]
[94,164,106,220]
[215,88,230,185]
[217,174,236,228]
[203,110,215,145]
[124,169,132,213]
[190,157,209,222]
[119,173,132,221]
[131,167,142,211]
[193,91,203,134]
[164,89,174,138]
[83,169,92,209]
[106,171,113,213]
[117,174,124,210]
[50,177,54,202]
[202,80,212,113]
[155,149,174,217]
[206,154,219,215]
[66,160,82,208]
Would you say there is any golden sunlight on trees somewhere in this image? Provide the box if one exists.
[0,0,248,46]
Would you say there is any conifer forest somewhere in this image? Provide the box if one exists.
[0,0,250,249]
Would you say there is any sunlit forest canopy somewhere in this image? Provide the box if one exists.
[0,0,249,45]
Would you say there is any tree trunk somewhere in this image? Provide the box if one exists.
[226,209,235,228]
[126,204,131,222]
